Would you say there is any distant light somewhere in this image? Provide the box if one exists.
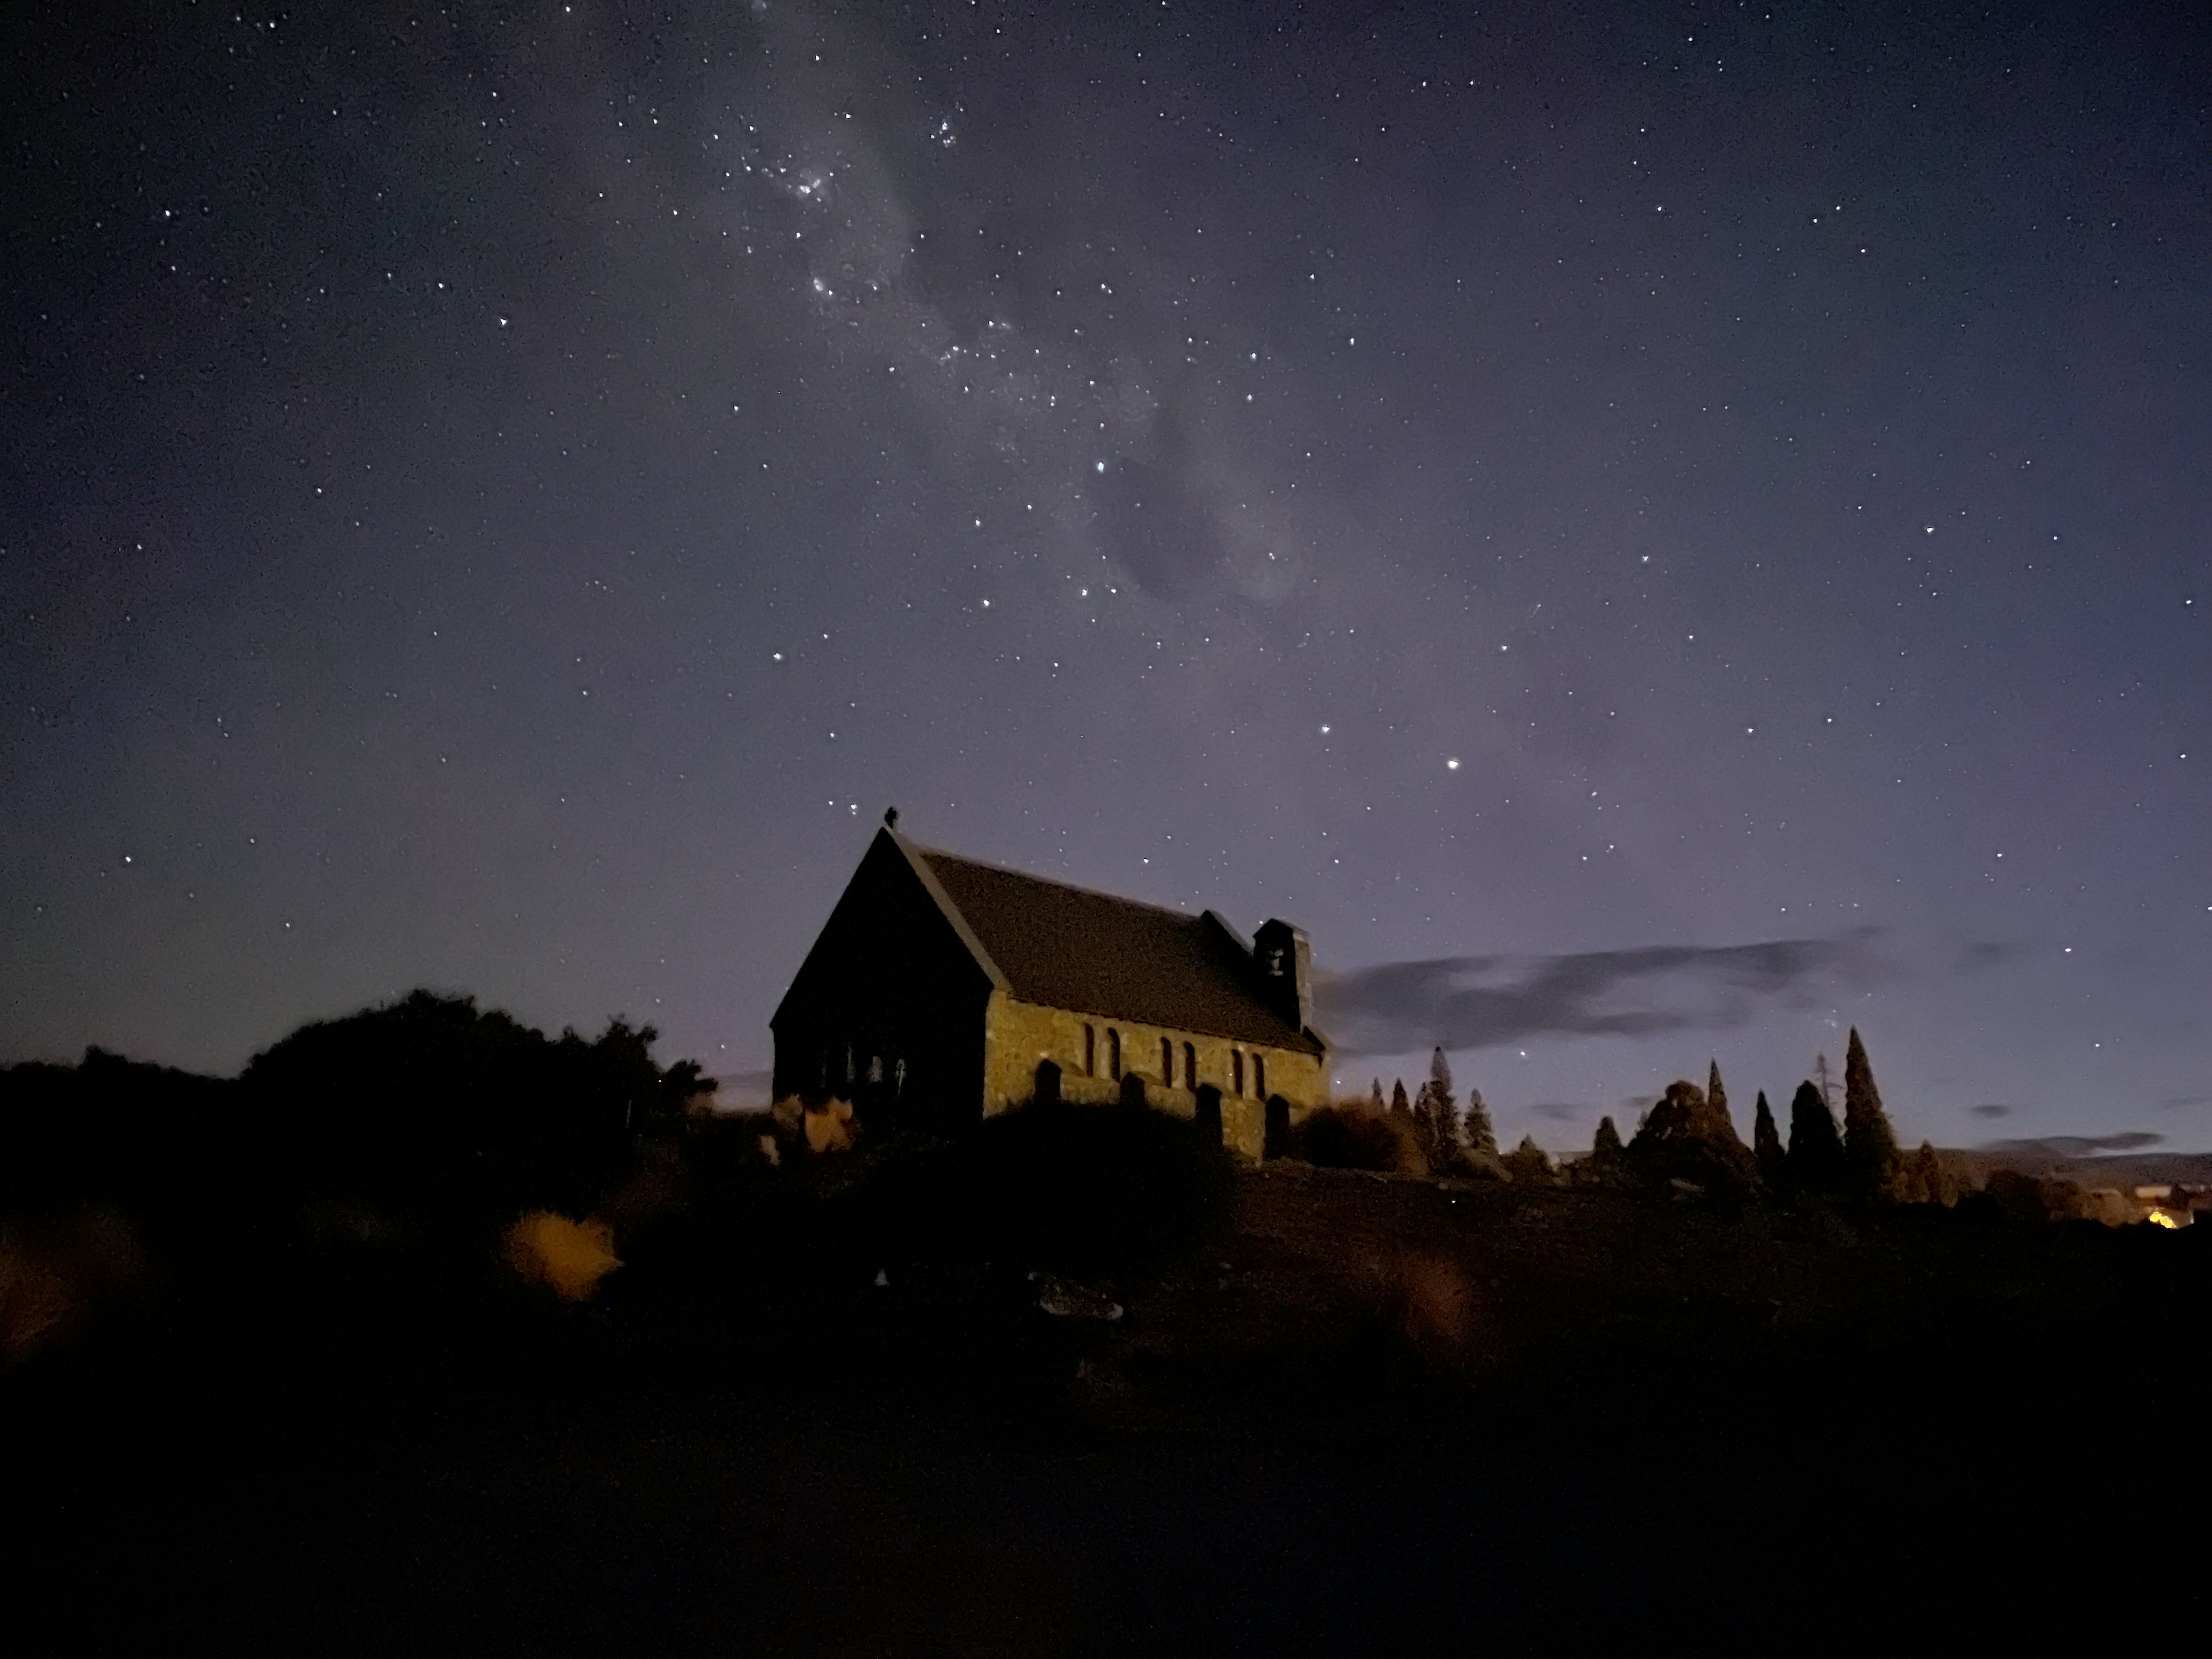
[1446,758,1460,770]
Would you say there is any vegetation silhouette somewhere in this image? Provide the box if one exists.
[1841,1028,1903,1202]
[1785,1080,1847,1195]
[1626,1078,1755,1198]
[240,990,700,1249]
[1752,1090,1786,1188]
[1289,1101,1426,1175]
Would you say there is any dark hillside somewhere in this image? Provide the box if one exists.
[9,1136,2206,1649]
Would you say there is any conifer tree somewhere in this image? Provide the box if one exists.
[1786,1080,1846,1194]
[1752,1090,1786,1185]
[1390,1078,1411,1116]
[1413,1046,1460,1169]
[1842,1028,1902,1202]
[1590,1115,1624,1165]
[1461,1085,1498,1158]
[1506,1134,1554,1184]
[1369,1078,1386,1115]
[1707,1060,1730,1130]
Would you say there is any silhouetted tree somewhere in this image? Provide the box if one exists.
[1369,1078,1387,1115]
[1786,1080,1846,1194]
[1842,1028,1901,1202]
[1903,1140,1948,1206]
[1506,1134,1554,1185]
[1752,1090,1786,1186]
[1591,1115,1624,1165]
[1626,1079,1756,1191]
[1462,1086,1498,1159]
[1413,1047,1460,1169]
[1707,1060,1733,1137]
[1390,1078,1411,1117]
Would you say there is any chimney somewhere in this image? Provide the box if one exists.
[1252,919,1312,1033]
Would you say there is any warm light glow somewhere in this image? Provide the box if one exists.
[2145,1209,2180,1229]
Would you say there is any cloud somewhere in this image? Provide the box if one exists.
[1979,1132,2164,1157]
[1315,931,1888,1057]
[1529,1101,1589,1123]
[1970,1103,2013,1119]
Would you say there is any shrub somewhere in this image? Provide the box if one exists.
[950,1099,1236,1278]
[1291,1103,1427,1175]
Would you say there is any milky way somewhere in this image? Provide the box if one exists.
[5,2,2207,1148]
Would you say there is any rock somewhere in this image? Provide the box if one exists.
[1035,1275,1124,1321]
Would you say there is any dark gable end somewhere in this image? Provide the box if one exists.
[914,844,1325,1055]
[769,829,1001,1104]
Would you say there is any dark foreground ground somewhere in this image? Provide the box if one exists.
[13,1162,2210,1653]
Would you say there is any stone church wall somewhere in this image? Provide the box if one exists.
[981,991,1325,1161]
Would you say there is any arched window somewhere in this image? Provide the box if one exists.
[1253,1054,1267,1099]
[1084,1024,1096,1077]
[1232,1050,1245,1097]
[1183,1042,1196,1089]
[1107,1028,1122,1081]
[1161,1036,1173,1083]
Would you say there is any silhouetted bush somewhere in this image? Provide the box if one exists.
[0,1051,240,1218]
[948,1099,1236,1278]
[1290,1103,1426,1175]
[240,990,700,1249]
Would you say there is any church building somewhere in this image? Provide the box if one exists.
[770,816,1330,1160]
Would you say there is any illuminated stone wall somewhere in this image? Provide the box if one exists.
[981,990,1325,1161]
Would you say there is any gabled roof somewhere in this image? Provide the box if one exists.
[885,830,1325,1055]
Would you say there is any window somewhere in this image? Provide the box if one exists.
[1084,1024,1096,1077]
[1183,1041,1196,1089]
[1232,1050,1244,1097]
[1161,1036,1173,1083]
[1253,1054,1266,1099]
[1107,1028,1122,1081]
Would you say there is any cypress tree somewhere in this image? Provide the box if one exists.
[1786,1080,1846,1194]
[1707,1060,1732,1136]
[1752,1090,1786,1185]
[1591,1115,1624,1162]
[1842,1028,1901,1202]
[1390,1078,1411,1116]
[1369,1078,1386,1115]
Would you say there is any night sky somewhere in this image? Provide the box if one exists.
[6,1,2208,1150]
